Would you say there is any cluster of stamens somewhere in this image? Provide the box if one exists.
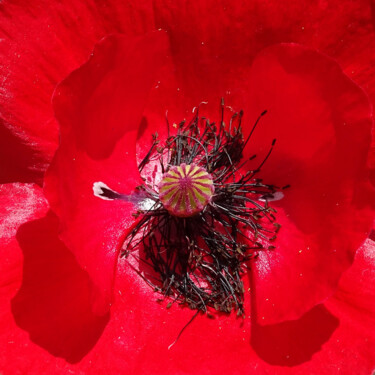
[123,101,284,316]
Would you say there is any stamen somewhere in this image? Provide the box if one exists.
[119,100,284,317]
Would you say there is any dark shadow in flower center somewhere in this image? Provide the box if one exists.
[11,211,109,363]
[124,104,280,316]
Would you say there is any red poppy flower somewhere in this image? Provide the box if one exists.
[1,1,375,374]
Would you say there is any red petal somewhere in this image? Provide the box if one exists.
[153,0,375,187]
[153,0,375,104]
[1,185,374,374]
[0,183,110,370]
[0,183,46,370]
[0,120,45,184]
[26,239,370,374]
[305,238,375,374]
[139,42,375,324]
[44,32,168,315]
[3,1,375,184]
[242,44,375,324]
[0,0,155,171]
[250,239,375,374]
[0,185,48,293]
[12,211,109,363]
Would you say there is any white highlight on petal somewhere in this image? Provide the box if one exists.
[93,181,157,210]
[93,181,117,201]
[93,181,158,213]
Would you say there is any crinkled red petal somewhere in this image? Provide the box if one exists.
[0,0,156,177]
[0,119,45,184]
[153,0,375,186]
[153,0,375,105]
[2,0,375,182]
[239,43,374,324]
[1,1,375,372]
[0,183,110,370]
[138,42,375,324]
[2,193,375,374]
[44,32,168,315]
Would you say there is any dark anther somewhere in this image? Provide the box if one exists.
[122,101,282,317]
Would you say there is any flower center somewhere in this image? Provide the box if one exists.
[117,100,285,317]
[158,163,214,217]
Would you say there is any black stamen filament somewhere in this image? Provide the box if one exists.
[122,100,283,317]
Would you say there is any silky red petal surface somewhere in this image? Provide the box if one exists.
[319,239,375,374]
[0,183,47,368]
[1,187,375,374]
[0,183,109,371]
[153,0,375,104]
[154,0,375,186]
[0,119,46,184]
[2,0,375,182]
[98,239,375,375]
[239,44,375,324]
[141,0,375,166]
[2,0,375,143]
[0,1,374,372]
[0,0,155,172]
[4,240,372,374]
[0,184,48,301]
[139,42,375,323]
[44,32,168,315]
[250,239,375,374]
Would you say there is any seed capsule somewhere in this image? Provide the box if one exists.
[158,163,214,217]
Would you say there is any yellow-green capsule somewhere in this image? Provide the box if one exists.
[158,163,214,217]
